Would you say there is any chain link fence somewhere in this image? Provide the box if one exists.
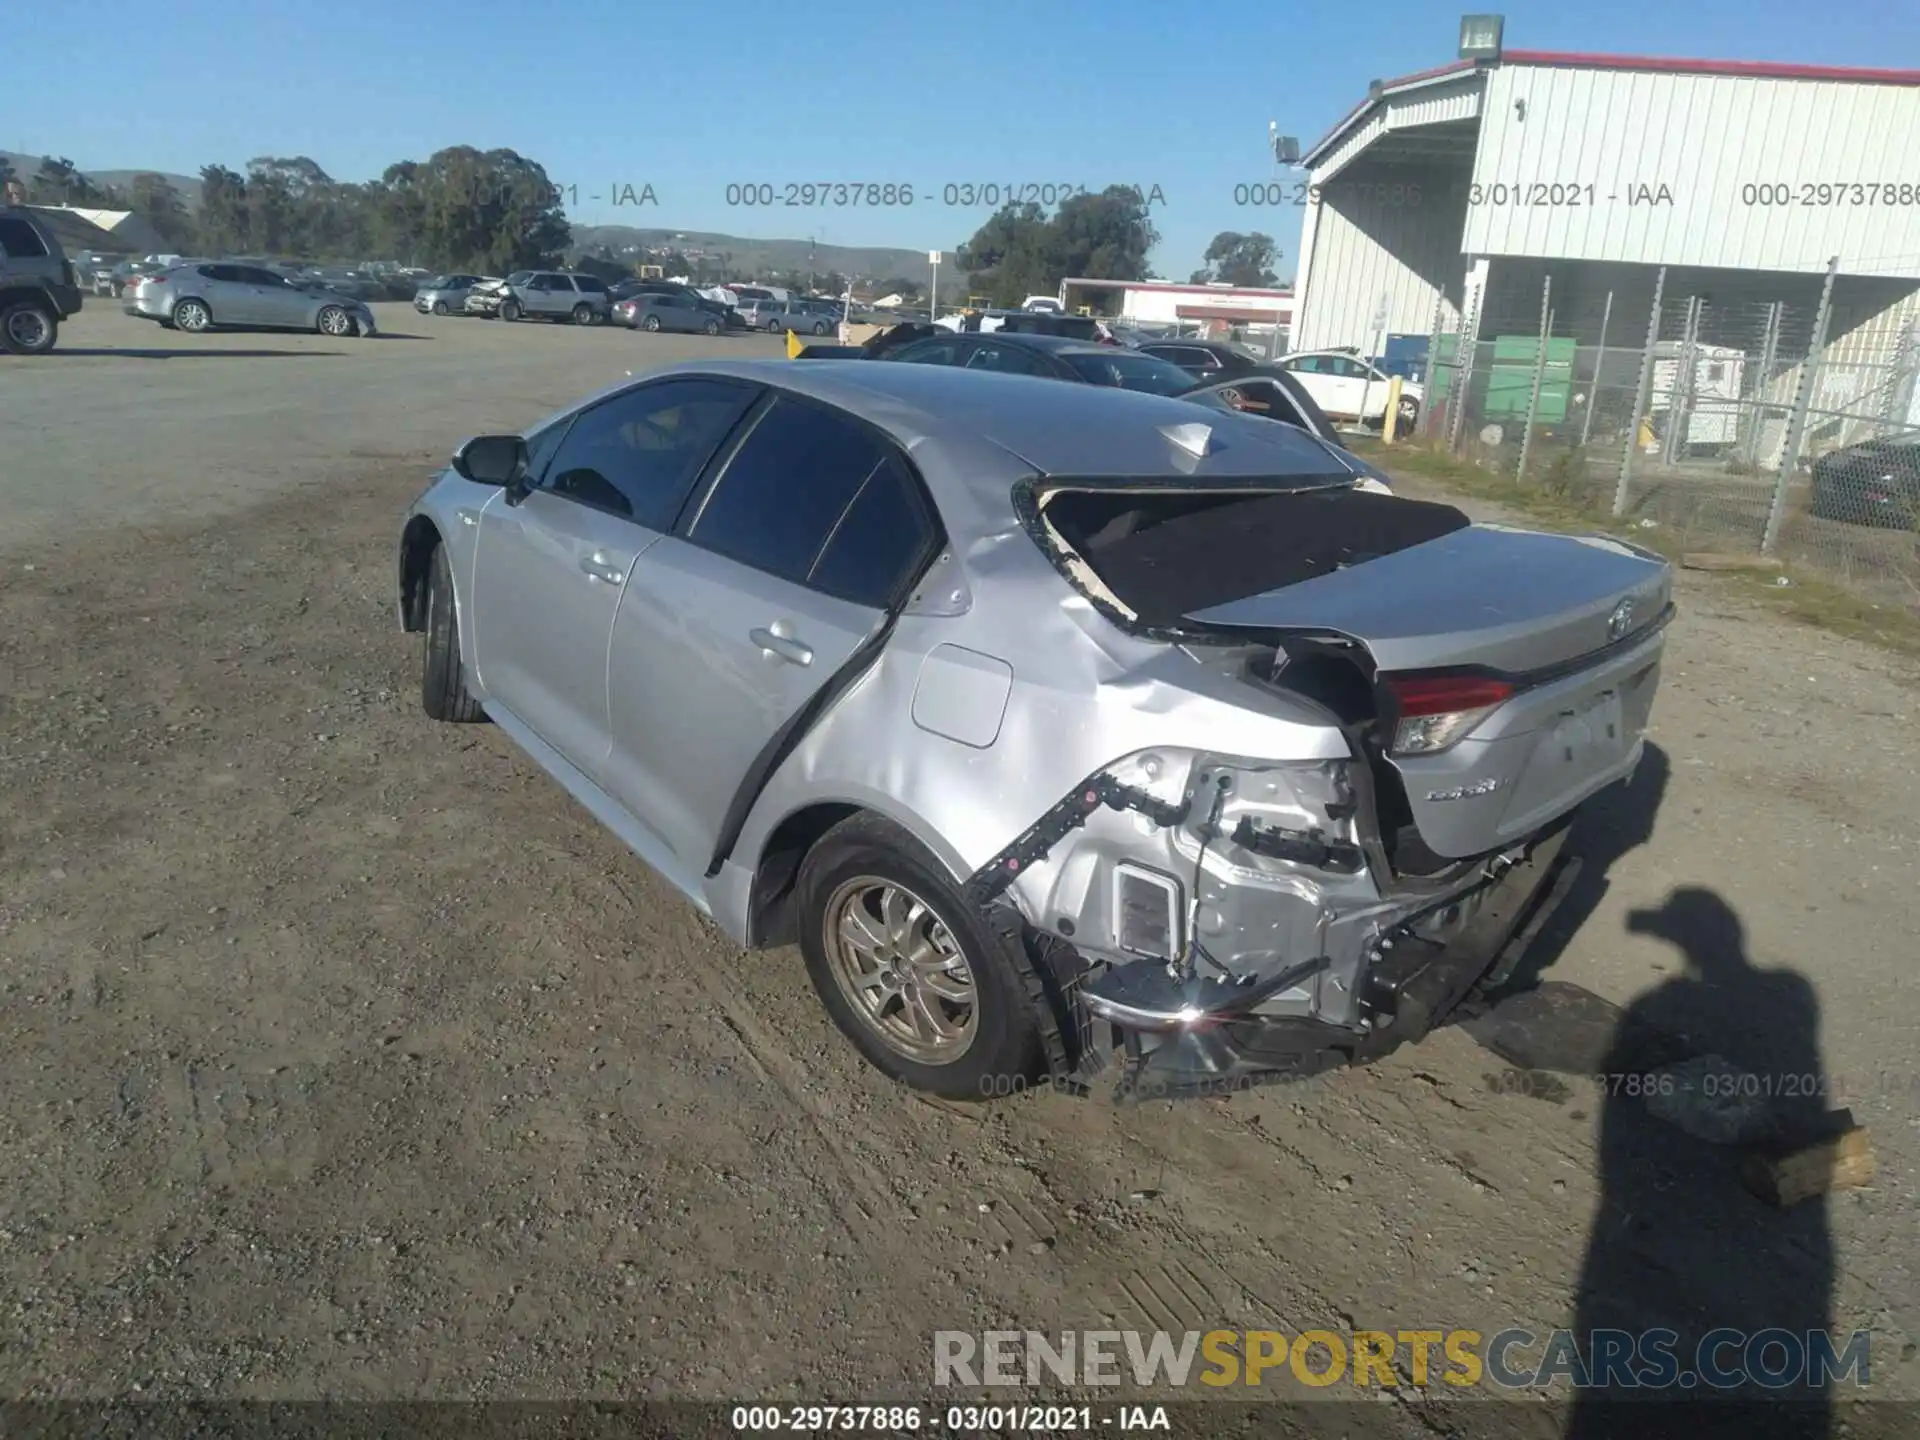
[1411,263,1920,611]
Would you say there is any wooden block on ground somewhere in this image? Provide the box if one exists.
[1681,552,1785,573]
[1739,1113,1874,1207]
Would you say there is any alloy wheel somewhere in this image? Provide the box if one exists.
[820,877,977,1064]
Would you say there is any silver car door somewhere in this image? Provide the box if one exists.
[242,267,307,328]
[605,393,939,870]
[474,377,762,780]
[201,264,260,324]
[467,382,742,772]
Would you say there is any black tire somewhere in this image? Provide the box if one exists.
[0,300,58,355]
[703,317,720,335]
[500,299,521,322]
[572,302,594,325]
[642,314,662,332]
[813,321,829,335]
[795,813,1047,1101]
[432,299,449,315]
[422,543,485,723]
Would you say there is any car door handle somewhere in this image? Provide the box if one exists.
[750,627,813,666]
[579,555,626,584]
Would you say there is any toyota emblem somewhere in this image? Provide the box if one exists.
[1607,598,1636,641]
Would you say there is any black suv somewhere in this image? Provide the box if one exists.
[0,209,84,355]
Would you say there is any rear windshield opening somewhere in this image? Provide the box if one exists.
[1032,484,1470,630]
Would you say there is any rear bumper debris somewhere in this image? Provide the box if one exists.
[1041,824,1579,1099]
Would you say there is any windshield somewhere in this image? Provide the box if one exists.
[1064,350,1204,396]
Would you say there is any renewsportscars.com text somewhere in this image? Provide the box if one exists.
[933,1328,1872,1391]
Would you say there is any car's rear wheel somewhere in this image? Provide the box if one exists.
[432,299,449,315]
[422,543,485,723]
[317,305,353,336]
[642,314,662,332]
[0,301,58,355]
[571,302,595,325]
[173,298,213,333]
[795,814,1047,1100]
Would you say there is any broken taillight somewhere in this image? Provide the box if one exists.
[1382,673,1514,756]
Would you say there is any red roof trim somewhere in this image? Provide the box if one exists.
[1304,49,1920,164]
[1500,49,1920,84]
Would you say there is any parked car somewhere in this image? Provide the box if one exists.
[464,276,518,317]
[415,274,492,316]
[396,359,1670,1099]
[752,299,837,336]
[493,271,612,324]
[0,208,84,355]
[1808,430,1920,528]
[617,293,724,334]
[609,279,741,329]
[124,261,378,336]
[1273,348,1423,432]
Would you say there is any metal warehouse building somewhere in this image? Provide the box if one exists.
[1290,48,1920,451]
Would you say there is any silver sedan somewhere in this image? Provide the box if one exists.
[396,359,1668,1101]
[125,261,378,336]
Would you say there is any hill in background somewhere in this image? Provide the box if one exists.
[570,225,936,286]
[1,151,204,209]
[1,153,942,286]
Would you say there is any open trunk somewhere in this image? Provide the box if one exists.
[1030,484,1672,867]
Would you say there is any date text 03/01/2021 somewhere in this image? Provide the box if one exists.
[728,1404,1171,1432]
[720,182,1169,208]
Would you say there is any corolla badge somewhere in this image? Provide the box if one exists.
[1607,598,1636,641]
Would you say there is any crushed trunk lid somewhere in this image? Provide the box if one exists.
[1187,524,1673,862]
[1185,523,1670,675]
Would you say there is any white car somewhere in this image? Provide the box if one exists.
[1274,349,1423,431]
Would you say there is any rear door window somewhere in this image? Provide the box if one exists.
[0,217,50,258]
[684,395,890,586]
[807,455,938,608]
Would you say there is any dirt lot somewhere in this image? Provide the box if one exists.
[3,305,1919,1424]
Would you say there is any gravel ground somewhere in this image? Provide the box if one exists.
[1,306,1916,1422]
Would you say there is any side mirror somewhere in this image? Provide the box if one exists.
[451,434,528,487]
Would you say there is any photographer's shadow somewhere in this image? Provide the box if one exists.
[1565,888,1837,1439]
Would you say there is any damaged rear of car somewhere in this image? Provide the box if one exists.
[402,358,1669,1103]
[989,469,1670,1092]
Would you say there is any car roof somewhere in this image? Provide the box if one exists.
[936,332,1110,356]
[610,357,1359,543]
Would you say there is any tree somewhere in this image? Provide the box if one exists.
[1189,231,1280,288]
[955,186,1157,307]
[1050,185,1157,283]
[954,201,1054,307]
[30,156,96,206]
[197,165,250,254]
[127,173,198,251]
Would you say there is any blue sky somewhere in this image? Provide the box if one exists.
[9,0,1915,279]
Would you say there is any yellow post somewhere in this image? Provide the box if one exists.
[1382,377,1404,443]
